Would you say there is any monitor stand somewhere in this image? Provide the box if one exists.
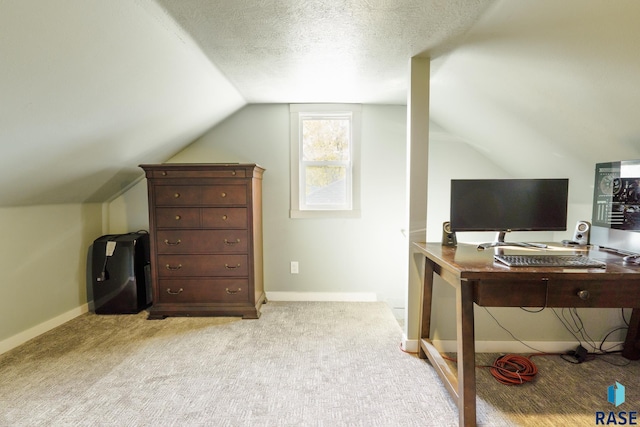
[477,231,547,250]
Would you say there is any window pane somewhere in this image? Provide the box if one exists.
[305,165,347,206]
[301,119,350,162]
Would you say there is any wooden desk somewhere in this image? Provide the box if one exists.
[414,242,640,427]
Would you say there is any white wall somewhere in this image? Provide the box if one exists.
[106,104,626,352]
[0,203,103,352]
[110,104,409,315]
[106,179,149,234]
[425,130,627,351]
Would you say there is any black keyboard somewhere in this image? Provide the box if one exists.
[494,254,606,268]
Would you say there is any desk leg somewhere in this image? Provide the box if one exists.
[419,258,435,358]
[622,308,640,360]
[457,281,476,427]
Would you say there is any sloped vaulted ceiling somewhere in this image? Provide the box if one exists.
[2,0,640,206]
[0,0,494,206]
[429,0,640,204]
[0,0,245,206]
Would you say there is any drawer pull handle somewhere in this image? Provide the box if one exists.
[224,238,241,245]
[577,290,590,300]
[162,171,167,176]
[221,192,227,198]
[231,171,237,176]
[164,239,181,246]
[166,287,183,295]
[175,215,181,220]
[174,193,181,198]
[225,287,242,294]
[165,264,183,270]
[225,263,241,269]
[222,215,228,220]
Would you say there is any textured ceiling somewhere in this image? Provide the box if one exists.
[2,0,640,207]
[155,0,496,104]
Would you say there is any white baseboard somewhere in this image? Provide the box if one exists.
[402,334,420,353]
[266,291,377,302]
[0,304,89,356]
[400,338,624,354]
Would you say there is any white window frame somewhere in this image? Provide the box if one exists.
[290,104,361,219]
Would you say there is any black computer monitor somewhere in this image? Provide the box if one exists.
[450,178,569,248]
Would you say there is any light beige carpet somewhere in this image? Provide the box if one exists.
[0,302,638,426]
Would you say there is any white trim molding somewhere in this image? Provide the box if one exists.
[402,335,420,354]
[401,338,625,355]
[430,340,624,354]
[289,103,362,219]
[0,304,89,355]
[266,291,377,302]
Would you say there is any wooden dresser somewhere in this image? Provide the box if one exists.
[140,163,265,319]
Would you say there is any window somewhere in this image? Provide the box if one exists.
[290,104,361,218]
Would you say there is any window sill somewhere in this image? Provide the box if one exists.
[290,209,361,219]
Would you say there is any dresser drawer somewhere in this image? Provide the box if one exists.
[155,186,201,205]
[157,279,249,304]
[202,208,247,228]
[200,185,246,205]
[156,208,200,228]
[158,254,248,277]
[154,185,247,206]
[156,230,248,253]
[149,168,247,179]
[155,207,248,229]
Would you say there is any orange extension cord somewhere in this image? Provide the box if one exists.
[440,352,548,385]
[400,343,556,386]
[484,354,538,385]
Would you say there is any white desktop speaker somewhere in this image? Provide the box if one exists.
[573,220,591,246]
[442,221,457,246]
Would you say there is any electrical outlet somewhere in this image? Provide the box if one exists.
[290,261,299,274]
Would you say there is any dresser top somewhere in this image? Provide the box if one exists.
[140,163,265,179]
[140,163,264,171]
